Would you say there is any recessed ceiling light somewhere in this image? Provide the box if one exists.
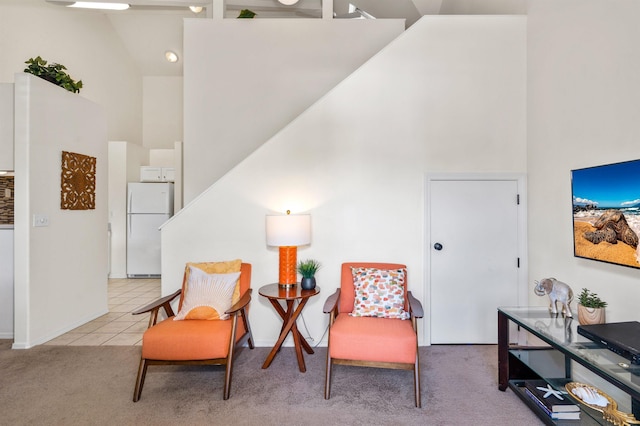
[165,51,179,63]
[67,2,130,10]
[278,0,300,5]
[189,6,203,13]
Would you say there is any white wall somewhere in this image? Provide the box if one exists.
[149,149,176,167]
[108,142,127,279]
[0,3,143,145]
[440,0,527,14]
[14,74,109,348]
[527,0,640,321]
[143,77,183,149]
[165,16,527,346]
[183,19,406,203]
[0,84,14,171]
[173,141,183,212]
[108,141,149,279]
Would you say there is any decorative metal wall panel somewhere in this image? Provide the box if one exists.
[61,151,96,210]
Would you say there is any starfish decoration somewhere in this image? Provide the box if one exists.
[536,384,564,400]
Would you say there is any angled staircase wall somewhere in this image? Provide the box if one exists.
[182,19,406,202]
[164,16,527,346]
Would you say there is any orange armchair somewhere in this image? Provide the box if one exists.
[132,262,254,402]
[323,262,424,407]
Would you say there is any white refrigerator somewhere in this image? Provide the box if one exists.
[127,182,174,278]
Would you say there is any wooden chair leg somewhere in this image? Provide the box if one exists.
[324,351,332,399]
[133,358,148,402]
[414,353,421,408]
[223,316,239,400]
[241,309,255,350]
[223,359,233,400]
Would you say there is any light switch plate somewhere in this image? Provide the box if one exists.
[33,214,49,227]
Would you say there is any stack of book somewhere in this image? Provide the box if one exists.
[524,380,581,420]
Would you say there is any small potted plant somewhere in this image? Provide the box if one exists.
[297,259,321,290]
[577,288,607,325]
[23,56,83,93]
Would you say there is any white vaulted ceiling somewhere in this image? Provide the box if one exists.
[26,0,526,77]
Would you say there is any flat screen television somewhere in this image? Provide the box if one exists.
[572,159,640,269]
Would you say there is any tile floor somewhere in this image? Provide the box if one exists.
[44,278,160,346]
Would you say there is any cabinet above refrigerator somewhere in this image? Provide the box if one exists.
[140,166,175,182]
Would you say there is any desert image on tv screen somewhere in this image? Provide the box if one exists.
[572,159,640,269]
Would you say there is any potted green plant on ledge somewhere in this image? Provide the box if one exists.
[23,56,83,93]
[237,9,256,18]
[297,259,321,290]
[577,288,607,325]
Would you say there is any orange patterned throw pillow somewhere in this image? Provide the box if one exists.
[174,260,242,321]
[350,267,410,320]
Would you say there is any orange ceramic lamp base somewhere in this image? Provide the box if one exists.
[278,246,298,287]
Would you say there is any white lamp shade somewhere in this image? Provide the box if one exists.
[266,214,311,247]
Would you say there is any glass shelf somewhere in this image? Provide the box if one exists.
[498,307,640,425]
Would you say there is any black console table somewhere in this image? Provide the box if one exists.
[498,307,640,425]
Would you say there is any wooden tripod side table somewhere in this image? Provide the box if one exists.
[258,284,320,372]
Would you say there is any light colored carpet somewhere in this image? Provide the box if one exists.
[0,340,543,425]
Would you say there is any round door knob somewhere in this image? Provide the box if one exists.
[434,242,443,251]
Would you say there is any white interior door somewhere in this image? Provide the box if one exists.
[429,178,522,344]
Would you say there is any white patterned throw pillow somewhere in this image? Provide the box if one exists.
[173,266,241,321]
[350,267,410,320]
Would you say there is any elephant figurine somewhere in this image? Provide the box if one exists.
[534,278,574,317]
